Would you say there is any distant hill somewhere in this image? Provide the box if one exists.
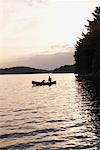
[53,64,76,73]
[0,66,48,74]
[0,65,76,74]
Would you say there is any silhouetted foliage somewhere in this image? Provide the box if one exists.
[0,67,47,74]
[0,65,76,74]
[74,7,100,75]
[53,64,76,73]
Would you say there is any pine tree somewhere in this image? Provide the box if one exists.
[74,7,100,75]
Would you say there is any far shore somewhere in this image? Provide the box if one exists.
[0,65,76,74]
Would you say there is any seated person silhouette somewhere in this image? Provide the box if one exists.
[48,76,52,83]
[41,80,45,83]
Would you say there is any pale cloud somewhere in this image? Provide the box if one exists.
[50,44,74,53]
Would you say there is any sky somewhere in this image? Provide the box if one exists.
[0,0,99,69]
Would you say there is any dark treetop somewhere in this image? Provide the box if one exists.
[74,7,100,76]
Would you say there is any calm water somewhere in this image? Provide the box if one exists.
[0,73,100,150]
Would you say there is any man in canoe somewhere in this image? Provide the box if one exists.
[48,76,52,83]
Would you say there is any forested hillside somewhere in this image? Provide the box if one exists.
[53,65,75,73]
[74,7,100,76]
[0,67,47,74]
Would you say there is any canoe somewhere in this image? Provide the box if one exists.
[32,80,56,86]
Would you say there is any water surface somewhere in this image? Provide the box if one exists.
[0,73,100,149]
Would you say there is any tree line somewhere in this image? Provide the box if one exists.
[74,6,100,76]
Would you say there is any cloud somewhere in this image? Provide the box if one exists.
[15,0,48,7]
[1,52,75,70]
[50,44,74,53]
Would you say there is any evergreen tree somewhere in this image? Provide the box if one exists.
[74,7,100,75]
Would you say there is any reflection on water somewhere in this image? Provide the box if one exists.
[0,74,100,149]
[76,76,100,148]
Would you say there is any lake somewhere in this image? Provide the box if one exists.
[0,73,100,149]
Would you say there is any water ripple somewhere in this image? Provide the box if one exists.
[0,74,100,149]
[0,128,60,139]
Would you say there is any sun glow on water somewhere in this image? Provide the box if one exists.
[0,73,99,149]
